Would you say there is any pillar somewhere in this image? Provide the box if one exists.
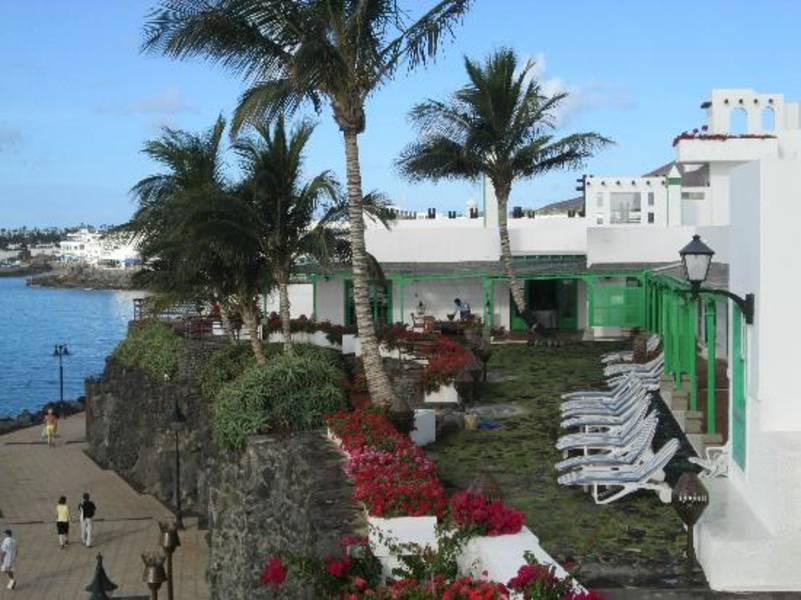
[705,299,717,434]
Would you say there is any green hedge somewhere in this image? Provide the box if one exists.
[199,343,257,401]
[212,345,347,450]
[110,321,184,379]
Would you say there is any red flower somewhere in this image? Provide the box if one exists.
[260,557,287,587]
[325,556,352,578]
[449,492,525,536]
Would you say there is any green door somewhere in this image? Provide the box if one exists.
[344,280,392,327]
[557,279,578,330]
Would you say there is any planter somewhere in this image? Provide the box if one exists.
[368,514,438,579]
[456,526,573,590]
[266,330,341,349]
[424,382,459,404]
[342,333,360,355]
[410,409,436,446]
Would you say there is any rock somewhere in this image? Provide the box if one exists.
[438,411,464,437]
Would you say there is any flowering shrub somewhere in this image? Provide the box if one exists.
[449,492,525,536]
[420,336,474,393]
[672,131,776,147]
[380,575,509,599]
[264,313,356,345]
[260,556,288,587]
[506,552,605,600]
[326,409,447,517]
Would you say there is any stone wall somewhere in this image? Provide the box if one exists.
[207,432,365,600]
[85,340,220,522]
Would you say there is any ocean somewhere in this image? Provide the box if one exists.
[0,277,140,417]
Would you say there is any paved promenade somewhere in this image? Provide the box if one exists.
[0,415,209,599]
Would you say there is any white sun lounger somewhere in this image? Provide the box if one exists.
[555,418,658,472]
[688,442,729,478]
[561,371,639,401]
[600,334,660,364]
[556,411,655,453]
[557,439,679,504]
[603,353,664,377]
[561,384,648,418]
[561,399,651,431]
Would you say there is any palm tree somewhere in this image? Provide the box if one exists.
[397,49,612,319]
[233,116,340,352]
[142,0,472,409]
[125,117,269,362]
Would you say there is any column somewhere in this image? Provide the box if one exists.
[705,299,717,434]
[686,296,697,411]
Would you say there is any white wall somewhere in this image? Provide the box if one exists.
[507,218,587,254]
[315,279,346,325]
[263,283,314,319]
[586,225,729,266]
[366,227,500,263]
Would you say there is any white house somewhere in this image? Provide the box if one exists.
[290,88,801,592]
[59,228,140,267]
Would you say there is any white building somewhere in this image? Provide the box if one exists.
[295,88,801,591]
[59,228,140,267]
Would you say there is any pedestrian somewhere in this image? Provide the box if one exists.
[43,408,58,448]
[78,493,96,548]
[56,496,70,549]
[1,529,17,590]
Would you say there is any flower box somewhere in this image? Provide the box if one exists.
[368,514,438,579]
[457,526,573,589]
[267,330,340,349]
[424,382,459,404]
[342,333,360,355]
[410,409,436,446]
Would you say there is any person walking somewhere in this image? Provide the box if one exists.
[43,408,58,448]
[1,529,17,590]
[56,496,70,549]
[78,493,96,548]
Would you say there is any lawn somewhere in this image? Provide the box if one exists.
[427,342,685,585]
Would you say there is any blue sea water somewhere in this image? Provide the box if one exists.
[0,277,141,417]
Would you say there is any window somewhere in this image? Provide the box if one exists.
[762,106,775,131]
[681,191,705,200]
[730,107,748,135]
[610,192,641,224]
[596,192,604,207]
[647,192,655,207]
[596,215,604,225]
[647,212,654,224]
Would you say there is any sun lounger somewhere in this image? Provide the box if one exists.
[688,442,729,478]
[561,384,648,417]
[601,335,660,364]
[555,411,655,453]
[561,371,639,400]
[561,399,651,431]
[557,439,679,504]
[603,353,664,377]
[555,418,657,472]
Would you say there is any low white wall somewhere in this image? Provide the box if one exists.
[586,225,730,266]
[507,218,588,255]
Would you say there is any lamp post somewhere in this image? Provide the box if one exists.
[672,471,710,581]
[53,344,70,403]
[168,394,187,530]
[159,521,181,600]
[142,552,167,600]
[85,553,118,600]
[679,235,755,324]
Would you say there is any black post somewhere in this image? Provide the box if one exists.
[174,429,183,530]
[59,353,64,403]
[165,550,174,600]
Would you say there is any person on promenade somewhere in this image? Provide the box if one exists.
[78,493,96,548]
[1,530,16,590]
[56,496,70,549]
[43,408,58,448]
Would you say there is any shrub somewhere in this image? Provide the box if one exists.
[110,320,184,379]
[212,346,348,450]
[199,343,256,400]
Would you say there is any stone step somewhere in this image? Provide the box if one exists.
[672,410,704,434]
[686,432,725,455]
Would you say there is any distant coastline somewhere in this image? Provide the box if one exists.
[0,264,50,278]
[27,264,142,291]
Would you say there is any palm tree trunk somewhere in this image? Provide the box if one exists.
[342,130,398,409]
[278,277,292,353]
[241,299,265,364]
[496,185,527,316]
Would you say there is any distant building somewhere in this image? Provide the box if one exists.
[59,228,140,267]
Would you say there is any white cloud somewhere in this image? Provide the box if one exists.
[520,53,636,126]
[94,88,196,116]
[0,126,23,153]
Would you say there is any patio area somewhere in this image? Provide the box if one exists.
[427,341,690,587]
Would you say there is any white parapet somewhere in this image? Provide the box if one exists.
[424,383,459,404]
[342,333,360,355]
[368,515,439,579]
[410,409,436,446]
[266,330,341,349]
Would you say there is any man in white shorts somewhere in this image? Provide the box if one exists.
[1,529,17,590]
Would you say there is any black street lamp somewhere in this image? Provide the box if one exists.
[168,394,187,530]
[679,235,755,324]
[85,553,118,600]
[142,552,167,600]
[159,521,181,600]
[53,344,70,403]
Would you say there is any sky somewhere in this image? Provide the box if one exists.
[2,0,801,228]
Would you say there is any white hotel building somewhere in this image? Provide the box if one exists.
[289,88,801,591]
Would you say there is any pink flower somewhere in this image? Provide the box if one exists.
[260,557,287,587]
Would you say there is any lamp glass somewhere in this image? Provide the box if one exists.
[682,253,712,285]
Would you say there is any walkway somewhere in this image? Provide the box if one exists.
[0,415,208,599]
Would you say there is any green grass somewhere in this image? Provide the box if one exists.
[428,342,684,572]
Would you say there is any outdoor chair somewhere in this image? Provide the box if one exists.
[554,418,658,472]
[603,353,664,377]
[561,380,647,417]
[688,442,730,478]
[561,371,639,401]
[556,411,656,453]
[557,438,680,504]
[600,334,661,365]
[561,398,651,431]
[411,313,426,333]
